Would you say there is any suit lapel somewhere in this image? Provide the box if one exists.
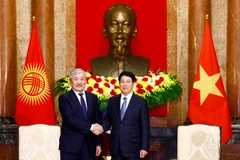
[69,90,80,109]
[115,95,121,121]
[85,92,92,119]
[69,90,86,119]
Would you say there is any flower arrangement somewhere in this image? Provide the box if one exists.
[54,70,182,111]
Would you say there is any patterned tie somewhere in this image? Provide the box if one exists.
[79,93,87,119]
[120,97,127,120]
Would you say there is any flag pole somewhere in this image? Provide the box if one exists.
[32,16,35,21]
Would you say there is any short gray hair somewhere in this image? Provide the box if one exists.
[69,68,86,79]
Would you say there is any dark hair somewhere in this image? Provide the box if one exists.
[118,71,136,83]
[104,4,137,24]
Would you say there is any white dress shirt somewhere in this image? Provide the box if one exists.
[120,92,133,110]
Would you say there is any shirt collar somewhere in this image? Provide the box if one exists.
[72,89,85,97]
[121,92,133,100]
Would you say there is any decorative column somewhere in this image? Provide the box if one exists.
[0,1,18,159]
[227,0,240,116]
[66,0,76,73]
[32,0,55,93]
[54,0,76,124]
[0,0,17,122]
[167,0,189,127]
[188,0,211,96]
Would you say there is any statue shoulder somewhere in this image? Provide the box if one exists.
[91,55,120,77]
[131,55,150,64]
[90,55,111,64]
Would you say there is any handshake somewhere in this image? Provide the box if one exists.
[91,123,103,135]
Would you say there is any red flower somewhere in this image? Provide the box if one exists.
[94,83,99,88]
[146,85,153,92]
[136,88,144,94]
[110,89,117,96]
[147,73,152,78]
[96,78,102,83]
[87,86,93,92]
[136,83,143,89]
[142,77,149,81]
[104,83,110,88]
[91,75,97,79]
[114,86,120,89]
[155,77,164,85]
[110,79,117,85]
[97,88,103,94]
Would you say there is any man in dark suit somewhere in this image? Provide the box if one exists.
[58,68,103,160]
[100,71,150,160]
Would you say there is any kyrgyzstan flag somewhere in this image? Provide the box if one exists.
[15,18,56,126]
[188,18,232,144]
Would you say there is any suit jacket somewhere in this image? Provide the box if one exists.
[102,93,150,157]
[58,89,102,154]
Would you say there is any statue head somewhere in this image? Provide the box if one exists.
[103,4,138,62]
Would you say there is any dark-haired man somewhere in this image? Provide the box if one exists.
[100,71,150,160]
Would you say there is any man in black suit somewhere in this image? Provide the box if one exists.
[58,68,103,160]
[99,71,150,160]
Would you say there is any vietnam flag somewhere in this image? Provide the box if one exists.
[188,19,232,144]
[15,18,56,126]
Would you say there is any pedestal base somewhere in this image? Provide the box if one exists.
[0,117,18,144]
[149,127,177,160]
[0,117,18,160]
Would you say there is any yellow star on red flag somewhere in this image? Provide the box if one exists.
[193,65,223,105]
[188,18,232,144]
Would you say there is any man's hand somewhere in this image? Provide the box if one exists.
[140,150,148,158]
[95,145,102,156]
[91,123,103,135]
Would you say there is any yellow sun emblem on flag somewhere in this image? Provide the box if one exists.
[18,63,51,106]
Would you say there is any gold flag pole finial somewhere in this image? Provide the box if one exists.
[206,14,208,20]
[32,16,35,21]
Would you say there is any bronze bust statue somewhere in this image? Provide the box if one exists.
[91,4,150,77]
